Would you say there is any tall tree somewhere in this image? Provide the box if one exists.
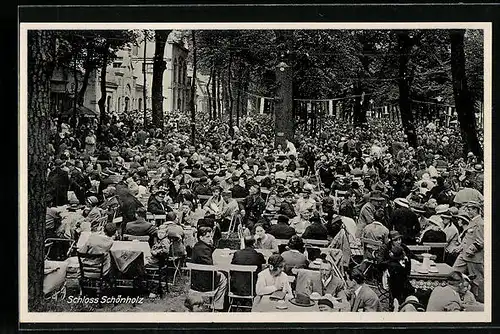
[97,40,110,137]
[152,30,171,128]
[28,30,57,311]
[396,30,419,148]
[450,29,483,159]
[190,30,197,145]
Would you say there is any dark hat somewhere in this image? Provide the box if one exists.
[369,190,385,201]
[317,298,334,309]
[277,185,286,193]
[289,293,315,307]
[231,174,240,181]
[389,230,402,241]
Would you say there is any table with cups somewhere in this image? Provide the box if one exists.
[409,258,453,291]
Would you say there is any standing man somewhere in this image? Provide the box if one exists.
[453,201,484,303]
[389,198,420,245]
[357,190,384,238]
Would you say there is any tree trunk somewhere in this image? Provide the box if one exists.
[227,54,234,136]
[143,34,148,128]
[241,70,250,117]
[216,70,222,119]
[450,29,483,160]
[206,66,213,121]
[71,56,78,128]
[28,30,56,311]
[98,41,110,138]
[78,45,93,106]
[190,30,197,145]
[152,30,170,128]
[352,81,365,126]
[396,31,418,148]
[211,65,217,119]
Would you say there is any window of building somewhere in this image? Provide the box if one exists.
[107,96,111,113]
[173,59,178,84]
[124,97,129,113]
[117,97,121,113]
[138,98,142,112]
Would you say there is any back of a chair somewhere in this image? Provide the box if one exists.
[77,251,106,280]
[422,242,447,262]
[228,264,258,297]
[45,238,76,261]
[186,262,217,292]
[408,245,431,253]
[303,239,329,247]
[122,234,150,242]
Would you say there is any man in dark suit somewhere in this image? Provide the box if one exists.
[231,176,250,199]
[389,198,420,245]
[278,191,296,219]
[239,183,266,231]
[147,188,173,215]
[191,226,228,311]
[301,214,329,240]
[47,159,71,206]
[267,215,296,240]
[230,236,266,296]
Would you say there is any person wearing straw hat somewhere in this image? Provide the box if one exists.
[389,197,420,245]
[419,215,446,248]
[452,201,484,303]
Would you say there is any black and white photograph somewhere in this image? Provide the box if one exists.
[19,22,491,323]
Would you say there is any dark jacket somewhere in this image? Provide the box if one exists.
[240,194,266,223]
[147,196,173,215]
[191,240,216,292]
[339,198,356,220]
[278,202,296,219]
[267,222,296,240]
[421,228,447,260]
[383,258,414,304]
[230,247,266,296]
[47,167,70,206]
[231,185,249,199]
[301,221,329,240]
[389,207,421,245]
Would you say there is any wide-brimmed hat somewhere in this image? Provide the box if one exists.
[410,204,426,214]
[427,215,444,229]
[389,230,402,241]
[289,293,315,307]
[464,201,482,210]
[455,214,471,225]
[435,204,450,215]
[369,190,385,201]
[394,198,409,208]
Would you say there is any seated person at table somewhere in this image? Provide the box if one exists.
[301,212,328,240]
[419,215,447,260]
[267,215,296,240]
[178,201,200,227]
[160,212,187,257]
[290,208,313,237]
[459,273,482,307]
[147,224,171,267]
[294,186,317,215]
[191,226,228,311]
[198,215,222,247]
[397,295,425,312]
[203,185,226,218]
[265,185,287,212]
[278,190,297,219]
[319,260,349,306]
[83,196,104,227]
[281,235,308,275]
[426,271,465,312]
[255,254,293,300]
[254,223,278,253]
[240,183,266,232]
[124,207,158,246]
[147,188,173,215]
[78,222,116,278]
[220,190,240,231]
[376,231,414,265]
[230,236,266,296]
[345,267,381,312]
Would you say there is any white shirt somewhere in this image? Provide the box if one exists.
[322,275,333,288]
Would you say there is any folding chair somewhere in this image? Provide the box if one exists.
[359,237,383,282]
[77,252,113,306]
[122,234,150,242]
[92,216,109,232]
[228,264,258,312]
[186,263,218,312]
[303,239,329,247]
[145,258,169,298]
[422,242,447,263]
[224,213,242,239]
[45,238,76,261]
[167,236,186,285]
[197,194,212,207]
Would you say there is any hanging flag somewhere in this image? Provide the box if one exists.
[259,97,265,114]
[328,100,334,116]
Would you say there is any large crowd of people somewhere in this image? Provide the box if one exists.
[44,108,485,312]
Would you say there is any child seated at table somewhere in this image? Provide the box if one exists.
[255,254,293,302]
[146,225,171,267]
